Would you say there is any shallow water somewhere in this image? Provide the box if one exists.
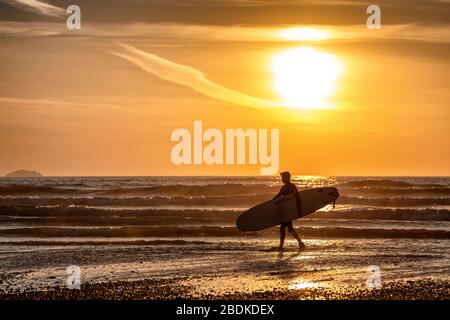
[0,238,448,294]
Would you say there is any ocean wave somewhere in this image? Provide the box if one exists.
[340,179,413,188]
[0,226,448,239]
[99,183,278,196]
[0,212,238,226]
[339,178,450,188]
[1,193,449,209]
[312,208,450,221]
[1,206,449,221]
[338,187,450,196]
[0,183,278,196]
[0,194,270,207]
[0,206,239,218]
[339,196,450,207]
[2,181,449,201]
[0,185,81,195]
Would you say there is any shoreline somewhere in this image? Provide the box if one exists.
[0,277,448,300]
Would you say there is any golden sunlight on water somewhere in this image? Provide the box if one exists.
[270,46,343,109]
[289,280,321,290]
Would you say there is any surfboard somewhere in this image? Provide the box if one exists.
[236,187,339,232]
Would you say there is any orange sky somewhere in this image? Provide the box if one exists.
[0,0,449,176]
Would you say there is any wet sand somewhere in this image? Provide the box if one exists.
[0,276,448,300]
[1,238,449,300]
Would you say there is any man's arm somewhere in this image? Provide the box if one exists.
[273,185,285,199]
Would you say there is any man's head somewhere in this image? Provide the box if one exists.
[280,171,291,184]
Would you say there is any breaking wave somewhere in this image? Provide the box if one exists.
[1,206,449,222]
[1,176,449,242]
[1,194,449,209]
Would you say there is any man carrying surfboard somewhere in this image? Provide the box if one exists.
[236,173,338,248]
[273,171,306,251]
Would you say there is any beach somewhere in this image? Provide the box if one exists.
[1,277,448,300]
[0,176,449,300]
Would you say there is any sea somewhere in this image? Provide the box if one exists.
[0,176,449,293]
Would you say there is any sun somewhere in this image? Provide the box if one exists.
[270,47,342,109]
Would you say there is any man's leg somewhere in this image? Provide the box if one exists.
[287,222,305,249]
[279,223,287,251]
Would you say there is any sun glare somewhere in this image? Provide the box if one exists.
[270,47,343,109]
[278,27,330,41]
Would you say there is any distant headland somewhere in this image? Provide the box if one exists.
[5,170,43,177]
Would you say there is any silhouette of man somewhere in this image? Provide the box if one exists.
[273,171,305,251]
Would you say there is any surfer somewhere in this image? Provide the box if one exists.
[273,171,306,251]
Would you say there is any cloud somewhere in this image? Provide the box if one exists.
[1,0,449,25]
[110,43,277,110]
[0,22,63,35]
[0,21,449,44]
[190,0,369,6]
[2,0,65,18]
[0,96,124,111]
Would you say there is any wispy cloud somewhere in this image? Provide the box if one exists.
[2,0,65,18]
[110,43,276,110]
[0,96,123,111]
[0,22,63,36]
[0,21,449,44]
